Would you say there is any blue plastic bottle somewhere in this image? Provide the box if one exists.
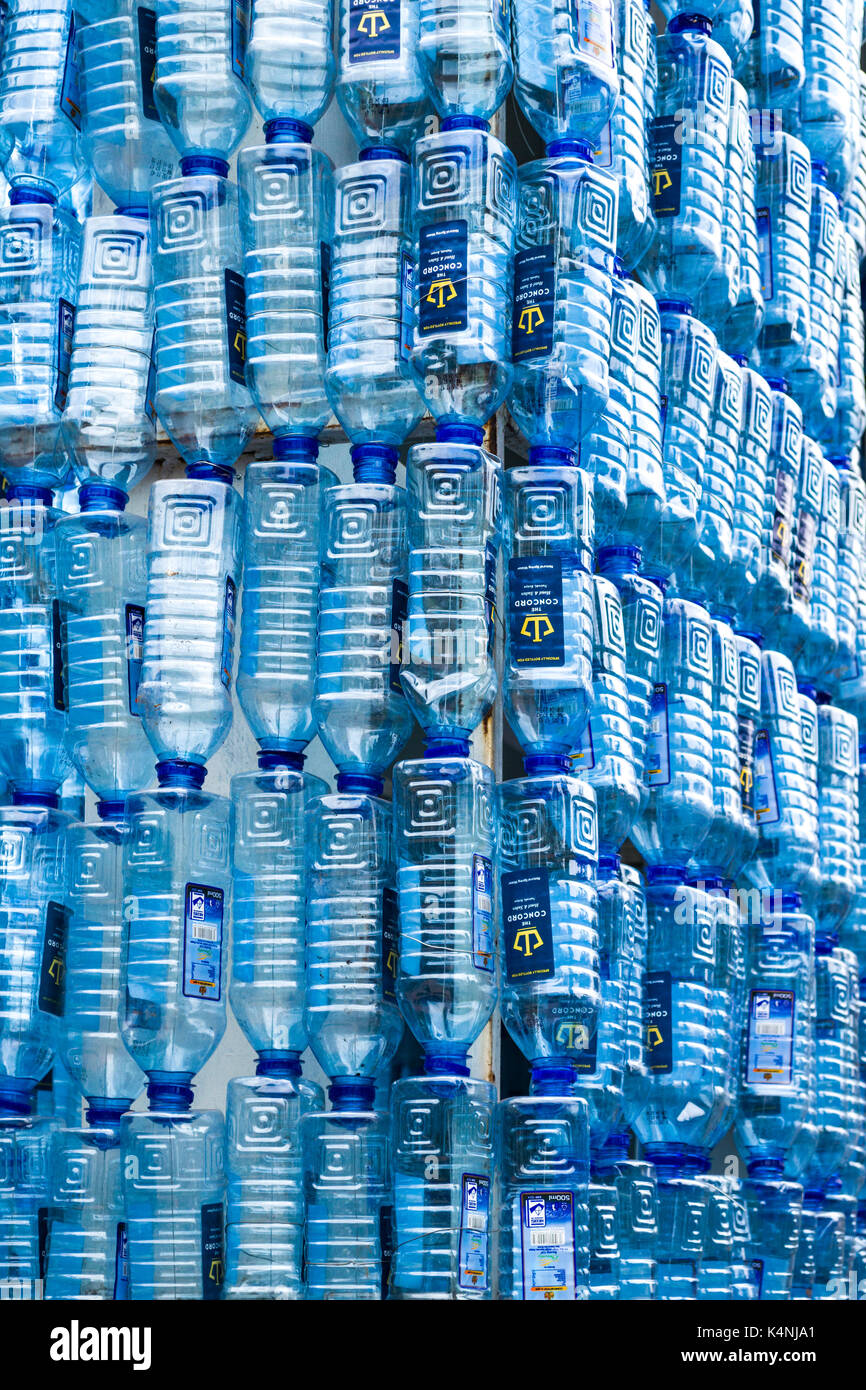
[841,72,866,259]
[223,1059,323,1300]
[153,0,251,165]
[315,456,412,781]
[712,0,754,61]
[725,361,772,618]
[401,439,500,745]
[719,91,764,357]
[695,81,749,337]
[813,701,859,946]
[591,1132,658,1300]
[621,280,666,550]
[246,0,333,128]
[511,0,618,147]
[43,1112,128,1300]
[828,456,866,693]
[391,1059,494,1299]
[335,0,429,153]
[690,608,753,882]
[777,433,823,664]
[393,750,497,1065]
[587,1176,619,1299]
[839,750,866,974]
[605,0,654,272]
[795,453,839,688]
[788,164,840,439]
[728,1179,760,1300]
[0,1102,53,1296]
[417,0,512,123]
[740,0,804,112]
[798,0,851,181]
[509,144,616,454]
[651,1150,710,1301]
[703,884,744,1152]
[0,0,83,197]
[596,547,662,815]
[818,230,866,457]
[687,350,742,599]
[747,380,801,636]
[806,942,855,1190]
[577,575,639,856]
[743,1173,803,1299]
[697,1175,735,1300]
[239,456,335,761]
[754,134,812,380]
[503,462,594,759]
[578,265,633,547]
[597,859,650,1133]
[749,648,819,894]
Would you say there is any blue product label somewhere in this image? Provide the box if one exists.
[645,970,673,1073]
[231,0,249,79]
[38,901,70,1018]
[558,998,598,1071]
[646,683,671,786]
[485,540,497,656]
[575,0,614,61]
[508,556,564,667]
[52,598,66,712]
[746,988,795,1085]
[649,115,683,218]
[224,269,247,386]
[320,241,331,352]
[389,577,408,693]
[399,251,414,361]
[220,575,237,690]
[113,1222,129,1299]
[512,244,555,360]
[182,883,224,1001]
[592,121,613,169]
[418,220,468,337]
[379,1204,395,1299]
[472,853,494,972]
[570,720,595,771]
[382,886,399,1003]
[137,6,159,122]
[738,715,755,814]
[144,329,157,426]
[520,1192,577,1301]
[55,298,75,412]
[791,510,815,603]
[348,0,402,62]
[659,392,668,445]
[502,868,555,983]
[771,468,794,564]
[59,13,81,128]
[753,729,780,825]
[756,206,774,300]
[201,1201,224,1299]
[458,1174,489,1292]
[125,603,145,715]
[751,1258,764,1296]
[38,1207,52,1280]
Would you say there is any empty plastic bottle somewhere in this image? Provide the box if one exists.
[732,625,762,848]
[788,165,840,440]
[795,453,839,686]
[0,0,83,197]
[841,72,866,258]
[687,351,742,598]
[743,1173,803,1299]
[246,0,334,128]
[120,760,231,1086]
[578,264,633,547]
[43,1113,128,1300]
[696,1174,734,1300]
[326,148,424,450]
[603,0,654,271]
[695,81,750,336]
[238,456,335,760]
[798,0,851,179]
[503,462,594,759]
[393,751,497,1064]
[76,0,179,211]
[411,124,516,429]
[724,361,772,617]
[122,1088,225,1300]
[804,1187,848,1298]
[712,0,754,60]
[577,575,639,855]
[223,1059,323,1300]
[511,0,618,147]
[391,1061,494,1299]
[652,1151,710,1301]
[819,229,866,456]
[747,380,802,636]
[806,942,855,1188]
[839,750,866,974]
[777,433,823,662]
[689,608,753,881]
[704,884,744,1150]
[417,0,512,124]
[620,280,666,550]
[0,1104,54,1296]
[599,857,650,1134]
[828,455,866,694]
[153,0,252,164]
[315,457,412,780]
[335,0,429,153]
[591,1132,658,1300]
[509,144,616,453]
[754,134,812,379]
[814,701,859,944]
[740,0,804,112]
[596,548,662,814]
[587,1174,619,1298]
[749,648,819,894]
[401,439,500,745]
[719,100,764,357]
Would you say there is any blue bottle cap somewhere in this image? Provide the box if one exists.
[546,138,593,161]
[186,461,235,484]
[273,434,319,463]
[764,375,788,392]
[811,159,829,183]
[667,13,713,34]
[78,481,128,513]
[530,1059,578,1094]
[796,681,818,700]
[359,143,409,164]
[328,1076,376,1110]
[815,930,838,954]
[656,298,693,315]
[86,1098,131,1127]
[527,444,576,467]
[596,852,620,877]
[155,758,207,789]
[114,204,150,219]
[256,1050,302,1078]
[687,874,727,891]
[591,1132,631,1173]
[0,1076,36,1117]
[597,544,641,571]
[180,154,229,179]
[146,1071,195,1111]
[424,1050,470,1076]
[777,890,802,912]
[734,627,763,648]
[96,799,127,821]
[440,115,488,133]
[10,785,59,808]
[646,863,687,885]
[257,747,305,772]
[335,771,385,796]
[5,484,53,505]
[612,256,626,280]
[814,690,832,705]
[423,738,471,759]
[524,753,571,776]
[9,185,55,205]
[264,116,313,145]
[730,353,749,367]
[645,1141,706,1177]
[351,442,398,484]
[746,1152,785,1179]
[435,422,484,446]
[828,454,852,469]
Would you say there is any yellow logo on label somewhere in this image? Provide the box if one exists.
[426,278,457,309]
[646,1025,664,1049]
[385,948,398,977]
[513,926,544,957]
[652,168,673,196]
[358,9,390,37]
[517,305,544,335]
[208,1258,223,1284]
[48,956,64,987]
[740,765,753,797]
[520,614,554,643]
[555,1021,590,1050]
[233,330,246,361]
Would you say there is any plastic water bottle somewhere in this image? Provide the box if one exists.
[632,594,714,871]
[238,456,335,761]
[646,302,717,579]
[828,456,866,694]
[696,1175,734,1300]
[246,0,333,128]
[511,0,618,147]
[729,1180,760,1300]
[230,760,325,1065]
[417,0,512,123]
[238,131,332,452]
[76,0,179,211]
[0,194,81,480]
[596,547,662,814]
[223,1059,323,1300]
[122,1091,225,1300]
[724,361,772,618]
[808,1190,849,1299]
[795,453,839,687]
[743,1173,803,1299]
[137,467,243,767]
[703,884,744,1151]
[777,434,823,662]
[60,807,145,1113]
[712,0,754,62]
[642,16,730,304]
[591,1133,658,1300]
[747,381,802,637]
[819,229,866,456]
[839,748,866,972]
[55,489,153,802]
[393,751,497,1066]
[578,265,633,547]
[732,626,762,854]
[61,212,156,494]
[411,124,516,430]
[0,490,71,797]
[0,0,83,197]
[807,943,855,1188]
[687,351,742,599]
[0,1106,54,1296]
[335,0,430,154]
[587,1176,619,1298]
[305,782,405,1079]
[719,93,764,358]
[841,72,866,259]
[391,1061,494,1299]
[604,0,654,272]
[43,1113,128,1300]
[509,144,616,454]
[689,608,753,882]
[695,81,749,336]
[401,439,500,745]
[754,135,812,380]
[151,165,256,470]
[120,761,231,1086]
[791,165,841,442]
[577,575,639,856]
[749,648,819,894]
[302,1077,391,1300]
[314,458,413,781]
[813,701,859,945]
[652,1153,710,1301]
[788,1193,817,1296]
[620,280,666,550]
[497,1073,590,1300]
[798,0,851,178]
[326,149,424,451]
[740,0,804,112]
[503,462,594,759]
[153,0,252,164]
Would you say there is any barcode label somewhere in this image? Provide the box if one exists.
[755,1020,785,1036]
[466,1212,485,1231]
[191,924,219,943]
[475,893,492,915]
[530,1228,566,1247]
